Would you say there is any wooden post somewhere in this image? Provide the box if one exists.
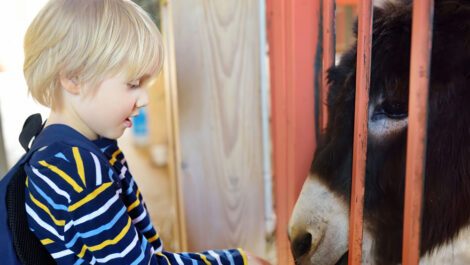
[266,0,318,263]
[402,1,434,264]
[320,0,335,131]
[349,0,372,264]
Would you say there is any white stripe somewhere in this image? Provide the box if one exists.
[32,166,71,203]
[132,211,148,224]
[51,249,74,259]
[96,233,139,263]
[208,250,223,265]
[155,245,163,253]
[64,191,120,231]
[90,153,102,186]
[119,166,128,180]
[26,204,64,240]
[174,253,185,265]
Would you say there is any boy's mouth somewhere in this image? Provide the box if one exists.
[124,118,133,128]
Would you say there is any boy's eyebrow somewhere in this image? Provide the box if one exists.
[141,74,151,83]
[131,74,152,84]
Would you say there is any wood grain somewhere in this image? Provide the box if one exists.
[171,0,267,257]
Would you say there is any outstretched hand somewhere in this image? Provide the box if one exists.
[246,252,271,265]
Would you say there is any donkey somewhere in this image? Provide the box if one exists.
[288,0,470,264]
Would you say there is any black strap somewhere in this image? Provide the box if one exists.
[19,113,45,152]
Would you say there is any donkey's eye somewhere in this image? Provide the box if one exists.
[373,101,407,120]
[382,101,407,119]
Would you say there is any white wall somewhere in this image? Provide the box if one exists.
[0,0,49,167]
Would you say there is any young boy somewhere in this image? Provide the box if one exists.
[22,0,267,264]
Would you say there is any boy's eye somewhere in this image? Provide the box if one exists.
[128,83,140,89]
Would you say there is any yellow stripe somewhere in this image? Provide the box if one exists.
[39,160,83,193]
[127,199,140,212]
[78,245,87,258]
[148,233,159,243]
[88,217,131,251]
[26,176,29,187]
[29,193,65,226]
[198,253,211,265]
[136,189,141,198]
[155,252,171,264]
[69,182,113,212]
[237,248,248,265]
[109,149,122,166]
[41,238,54,245]
[73,147,86,187]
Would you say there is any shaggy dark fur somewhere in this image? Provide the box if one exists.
[311,0,470,263]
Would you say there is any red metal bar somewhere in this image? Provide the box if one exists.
[402,1,434,264]
[320,0,335,131]
[348,0,372,264]
[266,0,318,264]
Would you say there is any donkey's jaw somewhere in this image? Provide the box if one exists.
[289,174,350,265]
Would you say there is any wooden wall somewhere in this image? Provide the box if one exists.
[169,0,267,258]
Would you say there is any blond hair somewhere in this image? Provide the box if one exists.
[24,0,163,109]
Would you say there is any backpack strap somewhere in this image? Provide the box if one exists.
[6,114,119,265]
[5,114,55,265]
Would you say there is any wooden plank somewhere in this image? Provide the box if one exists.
[170,0,267,258]
[402,1,434,264]
[266,0,318,263]
[160,0,188,251]
[349,0,373,264]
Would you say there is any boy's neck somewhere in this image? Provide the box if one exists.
[45,110,98,141]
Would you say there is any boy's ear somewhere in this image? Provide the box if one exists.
[59,74,81,95]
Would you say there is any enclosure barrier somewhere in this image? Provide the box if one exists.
[319,1,435,265]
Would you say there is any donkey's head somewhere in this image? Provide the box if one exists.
[288,1,470,264]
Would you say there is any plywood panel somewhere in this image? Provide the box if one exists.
[171,0,266,258]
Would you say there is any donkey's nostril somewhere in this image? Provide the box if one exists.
[291,232,312,260]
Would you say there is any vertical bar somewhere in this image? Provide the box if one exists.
[348,0,372,264]
[266,0,318,263]
[320,0,335,131]
[258,0,276,239]
[402,1,434,264]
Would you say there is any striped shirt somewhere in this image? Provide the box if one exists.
[24,126,246,265]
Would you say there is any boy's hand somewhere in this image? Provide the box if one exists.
[246,252,271,265]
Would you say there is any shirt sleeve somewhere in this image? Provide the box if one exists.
[99,139,248,265]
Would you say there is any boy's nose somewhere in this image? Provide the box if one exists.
[136,89,149,108]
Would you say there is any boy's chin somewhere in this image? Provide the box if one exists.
[100,130,125,140]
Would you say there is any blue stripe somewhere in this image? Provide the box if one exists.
[223,250,235,265]
[130,240,146,265]
[55,152,70,162]
[29,178,68,211]
[182,253,198,265]
[73,258,84,265]
[65,206,127,248]
[125,178,135,195]
[100,145,110,152]
[142,223,153,233]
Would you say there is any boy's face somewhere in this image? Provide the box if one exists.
[72,71,150,140]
